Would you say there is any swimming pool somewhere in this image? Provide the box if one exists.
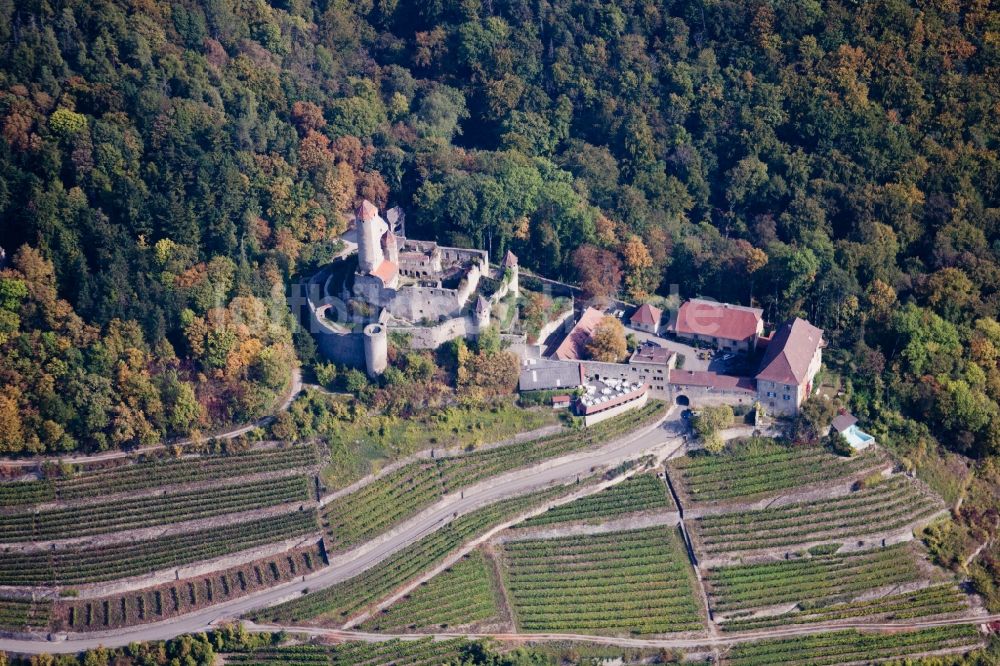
[843,424,875,449]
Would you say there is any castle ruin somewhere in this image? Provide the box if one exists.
[306,200,520,377]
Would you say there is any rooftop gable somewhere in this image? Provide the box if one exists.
[755,317,824,385]
[630,303,663,327]
[554,307,605,361]
[370,259,398,286]
[674,299,763,342]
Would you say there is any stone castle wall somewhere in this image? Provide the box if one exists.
[389,317,471,349]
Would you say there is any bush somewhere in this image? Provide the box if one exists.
[827,432,854,457]
[693,405,735,448]
[856,471,886,489]
[807,543,841,556]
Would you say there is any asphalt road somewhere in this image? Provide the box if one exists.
[0,410,680,655]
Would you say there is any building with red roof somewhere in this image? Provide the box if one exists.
[755,317,824,415]
[629,303,663,335]
[672,298,764,352]
[553,307,606,361]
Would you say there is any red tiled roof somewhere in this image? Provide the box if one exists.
[502,249,518,268]
[630,303,663,327]
[674,299,763,342]
[552,395,571,404]
[756,318,824,385]
[554,307,606,361]
[668,371,756,393]
[577,385,648,415]
[371,259,398,285]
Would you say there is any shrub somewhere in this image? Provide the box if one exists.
[856,471,886,489]
[828,432,854,457]
[808,543,841,556]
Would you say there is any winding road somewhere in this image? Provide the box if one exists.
[0,410,682,655]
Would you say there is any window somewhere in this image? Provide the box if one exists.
[784,384,791,391]
[783,394,791,401]
[766,391,776,398]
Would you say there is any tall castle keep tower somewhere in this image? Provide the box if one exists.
[363,323,388,377]
[356,200,386,274]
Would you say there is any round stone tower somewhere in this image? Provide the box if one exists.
[363,323,388,378]
[356,200,386,274]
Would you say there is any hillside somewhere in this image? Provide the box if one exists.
[0,0,998,641]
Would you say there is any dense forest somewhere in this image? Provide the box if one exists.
[0,0,997,475]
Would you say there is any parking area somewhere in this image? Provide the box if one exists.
[626,329,751,374]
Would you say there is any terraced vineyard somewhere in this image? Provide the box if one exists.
[705,545,925,614]
[669,441,886,504]
[502,525,703,634]
[722,625,983,665]
[262,483,581,624]
[692,475,944,555]
[225,637,473,666]
[0,510,318,586]
[56,543,326,632]
[359,551,499,632]
[720,584,969,632]
[322,402,665,550]
[0,596,51,631]
[62,444,317,498]
[517,473,673,528]
[0,475,310,542]
[0,480,55,507]
[0,444,317,507]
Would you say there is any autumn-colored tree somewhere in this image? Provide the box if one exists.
[291,101,326,134]
[0,389,24,453]
[299,129,334,172]
[621,235,657,302]
[458,349,520,399]
[865,279,897,323]
[572,244,622,305]
[586,316,627,362]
